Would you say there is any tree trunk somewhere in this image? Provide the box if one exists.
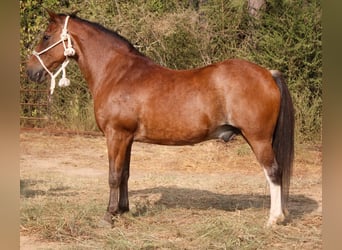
[248,0,266,18]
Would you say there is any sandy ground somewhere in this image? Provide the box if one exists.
[20,131,322,249]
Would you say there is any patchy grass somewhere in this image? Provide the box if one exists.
[20,132,321,249]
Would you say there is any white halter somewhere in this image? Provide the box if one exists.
[32,16,75,94]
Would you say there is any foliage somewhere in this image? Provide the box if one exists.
[20,0,322,142]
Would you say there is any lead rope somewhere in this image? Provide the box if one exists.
[32,16,75,94]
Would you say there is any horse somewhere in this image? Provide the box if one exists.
[26,10,294,227]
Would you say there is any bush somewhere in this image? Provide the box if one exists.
[20,0,321,143]
[249,0,322,142]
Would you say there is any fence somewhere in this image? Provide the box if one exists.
[20,84,102,136]
[20,83,50,128]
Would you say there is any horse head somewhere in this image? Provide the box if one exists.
[26,10,75,93]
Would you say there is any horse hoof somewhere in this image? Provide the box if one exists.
[265,213,286,228]
[119,207,130,214]
[103,212,115,225]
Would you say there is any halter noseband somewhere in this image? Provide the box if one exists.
[32,16,75,94]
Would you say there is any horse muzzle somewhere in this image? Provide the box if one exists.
[26,67,47,83]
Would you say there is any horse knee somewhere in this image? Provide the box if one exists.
[121,169,129,181]
[108,172,121,188]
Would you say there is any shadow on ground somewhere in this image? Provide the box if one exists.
[130,186,318,220]
[20,179,78,197]
[20,178,318,221]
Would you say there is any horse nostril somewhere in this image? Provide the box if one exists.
[27,68,43,82]
[26,69,33,80]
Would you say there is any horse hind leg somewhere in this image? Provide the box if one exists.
[248,139,286,227]
[263,160,286,227]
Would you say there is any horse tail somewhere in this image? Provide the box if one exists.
[270,70,295,213]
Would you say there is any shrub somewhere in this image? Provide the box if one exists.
[20,0,321,143]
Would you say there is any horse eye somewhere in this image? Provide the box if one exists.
[43,34,51,41]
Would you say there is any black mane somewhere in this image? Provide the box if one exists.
[64,13,144,57]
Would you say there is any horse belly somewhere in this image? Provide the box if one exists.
[132,70,229,145]
[134,107,220,145]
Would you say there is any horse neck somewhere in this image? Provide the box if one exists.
[68,19,143,97]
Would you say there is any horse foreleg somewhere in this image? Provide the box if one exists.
[103,130,133,224]
[118,142,132,213]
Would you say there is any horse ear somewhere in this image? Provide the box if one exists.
[45,8,58,21]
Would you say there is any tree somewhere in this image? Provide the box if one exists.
[248,0,265,18]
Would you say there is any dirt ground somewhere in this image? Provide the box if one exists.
[20,131,322,249]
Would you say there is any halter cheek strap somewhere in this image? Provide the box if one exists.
[32,16,75,94]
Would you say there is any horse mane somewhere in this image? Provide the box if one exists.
[62,12,145,57]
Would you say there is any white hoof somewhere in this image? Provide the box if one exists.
[266,213,285,228]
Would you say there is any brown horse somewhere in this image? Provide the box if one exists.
[26,11,294,227]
